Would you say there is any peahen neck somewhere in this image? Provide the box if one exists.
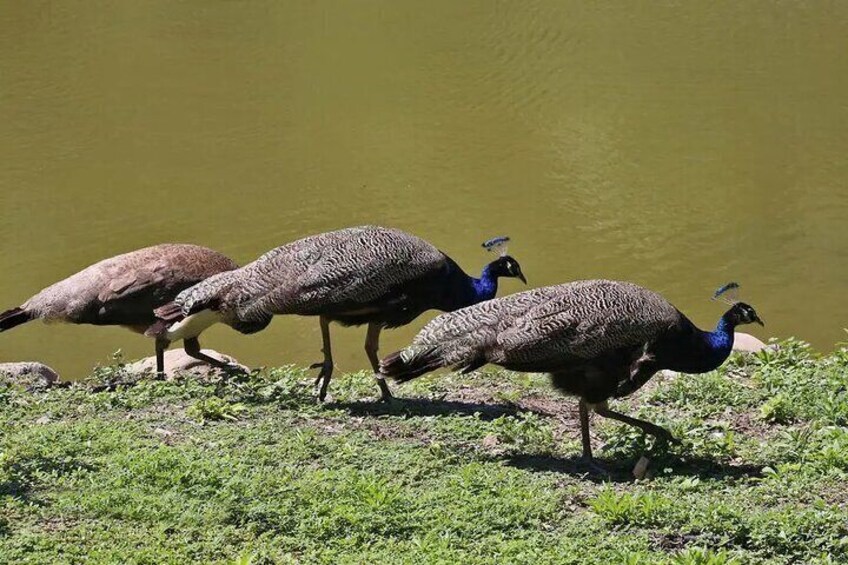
[469,263,499,303]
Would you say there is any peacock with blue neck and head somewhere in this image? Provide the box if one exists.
[152,225,526,403]
[442,236,526,309]
[380,279,763,467]
[656,282,764,375]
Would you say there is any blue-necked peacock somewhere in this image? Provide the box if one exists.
[154,226,526,400]
[381,280,763,463]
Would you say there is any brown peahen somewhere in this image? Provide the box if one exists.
[0,244,238,378]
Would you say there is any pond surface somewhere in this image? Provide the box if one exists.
[1,2,846,378]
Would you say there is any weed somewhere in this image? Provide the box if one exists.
[0,339,846,563]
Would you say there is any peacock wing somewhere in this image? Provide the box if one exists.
[493,280,680,367]
[245,227,447,316]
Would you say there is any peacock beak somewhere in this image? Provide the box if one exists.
[517,270,527,284]
[754,315,764,326]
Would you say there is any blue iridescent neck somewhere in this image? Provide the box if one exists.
[701,315,736,368]
[469,263,498,303]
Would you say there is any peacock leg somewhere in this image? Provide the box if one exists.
[310,316,334,401]
[183,337,244,374]
[364,322,393,402]
[155,338,170,380]
[579,399,593,459]
[593,401,679,445]
[578,399,611,475]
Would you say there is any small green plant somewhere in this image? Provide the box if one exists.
[230,551,255,565]
[589,487,672,527]
[187,397,247,423]
[491,412,554,454]
[671,547,741,565]
[760,393,796,423]
[1,341,847,564]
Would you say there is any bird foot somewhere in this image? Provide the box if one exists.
[580,456,611,477]
[309,361,333,402]
[652,428,681,447]
[376,377,394,404]
[309,361,331,385]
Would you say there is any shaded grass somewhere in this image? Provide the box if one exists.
[1,339,847,564]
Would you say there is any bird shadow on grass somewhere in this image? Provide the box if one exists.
[0,457,96,506]
[0,479,32,503]
[330,396,525,421]
[329,396,763,483]
[503,452,764,483]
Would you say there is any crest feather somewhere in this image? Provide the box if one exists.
[482,236,510,257]
[712,282,740,305]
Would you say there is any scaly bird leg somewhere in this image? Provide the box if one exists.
[579,399,593,459]
[578,399,609,475]
[365,322,393,402]
[310,316,334,402]
[155,338,170,380]
[183,337,244,374]
[593,401,679,445]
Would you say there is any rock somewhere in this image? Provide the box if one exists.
[0,362,60,389]
[481,434,500,448]
[125,349,248,380]
[733,332,770,353]
[633,455,651,480]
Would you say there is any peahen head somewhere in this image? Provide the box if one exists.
[724,302,764,328]
[486,255,527,284]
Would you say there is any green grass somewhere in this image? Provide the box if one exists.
[2,339,847,564]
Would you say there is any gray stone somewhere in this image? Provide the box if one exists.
[125,349,247,380]
[733,332,770,353]
[0,362,61,389]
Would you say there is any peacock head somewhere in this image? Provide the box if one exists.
[482,236,527,284]
[487,255,527,283]
[725,302,764,327]
[713,283,763,327]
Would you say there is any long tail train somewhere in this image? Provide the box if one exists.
[380,343,485,384]
[0,307,32,332]
[379,346,447,383]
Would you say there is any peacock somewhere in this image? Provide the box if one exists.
[0,244,238,378]
[153,226,526,401]
[380,280,763,464]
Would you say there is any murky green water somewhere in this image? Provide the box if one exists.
[1,1,846,379]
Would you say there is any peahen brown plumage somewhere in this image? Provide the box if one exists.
[0,244,238,378]
[154,226,526,401]
[380,279,763,463]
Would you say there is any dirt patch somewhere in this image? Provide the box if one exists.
[730,410,772,439]
[36,516,78,534]
[514,393,572,417]
[296,413,435,444]
[650,531,702,551]
[818,482,848,509]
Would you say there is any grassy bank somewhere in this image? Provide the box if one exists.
[2,340,847,564]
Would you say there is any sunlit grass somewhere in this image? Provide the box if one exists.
[1,339,846,564]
